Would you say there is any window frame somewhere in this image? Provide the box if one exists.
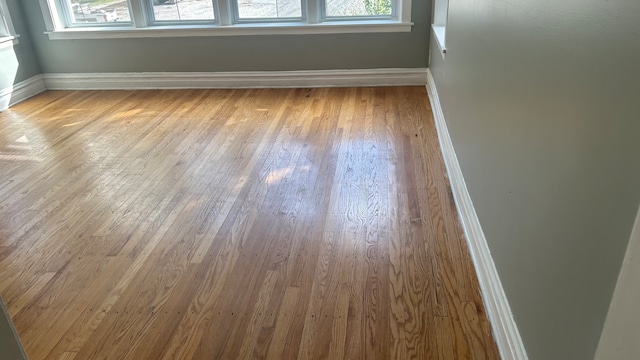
[0,0,19,48]
[0,0,15,37]
[431,0,448,56]
[40,0,413,39]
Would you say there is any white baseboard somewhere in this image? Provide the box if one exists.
[42,68,427,90]
[2,69,425,109]
[426,69,528,360]
[0,75,46,111]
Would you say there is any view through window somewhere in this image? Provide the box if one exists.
[64,0,393,24]
[67,0,132,23]
[152,0,215,21]
[236,0,302,19]
[325,0,392,17]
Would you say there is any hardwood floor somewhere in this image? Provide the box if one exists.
[0,87,499,359]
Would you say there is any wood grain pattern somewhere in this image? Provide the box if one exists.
[0,87,500,359]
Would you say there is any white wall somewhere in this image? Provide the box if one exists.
[596,206,640,360]
[428,0,640,357]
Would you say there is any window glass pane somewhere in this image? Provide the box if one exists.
[325,0,392,17]
[0,9,9,37]
[0,1,10,37]
[0,22,8,37]
[152,0,215,21]
[69,0,132,23]
[237,0,301,19]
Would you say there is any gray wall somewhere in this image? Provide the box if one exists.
[429,0,640,359]
[21,0,430,73]
[0,0,40,86]
[0,297,26,360]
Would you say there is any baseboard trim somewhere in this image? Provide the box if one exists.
[42,68,428,90]
[0,75,46,111]
[426,69,528,360]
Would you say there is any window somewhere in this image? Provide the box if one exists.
[431,0,448,55]
[62,0,132,25]
[0,0,17,39]
[325,0,393,18]
[235,0,302,20]
[40,0,412,38]
[151,0,215,22]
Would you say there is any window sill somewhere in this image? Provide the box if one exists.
[45,20,413,40]
[0,35,19,50]
[431,24,446,57]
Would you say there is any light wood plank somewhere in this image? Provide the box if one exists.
[0,87,499,359]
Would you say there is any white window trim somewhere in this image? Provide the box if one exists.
[40,0,413,39]
[432,24,445,55]
[0,35,18,49]
[0,0,20,47]
[431,0,447,57]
